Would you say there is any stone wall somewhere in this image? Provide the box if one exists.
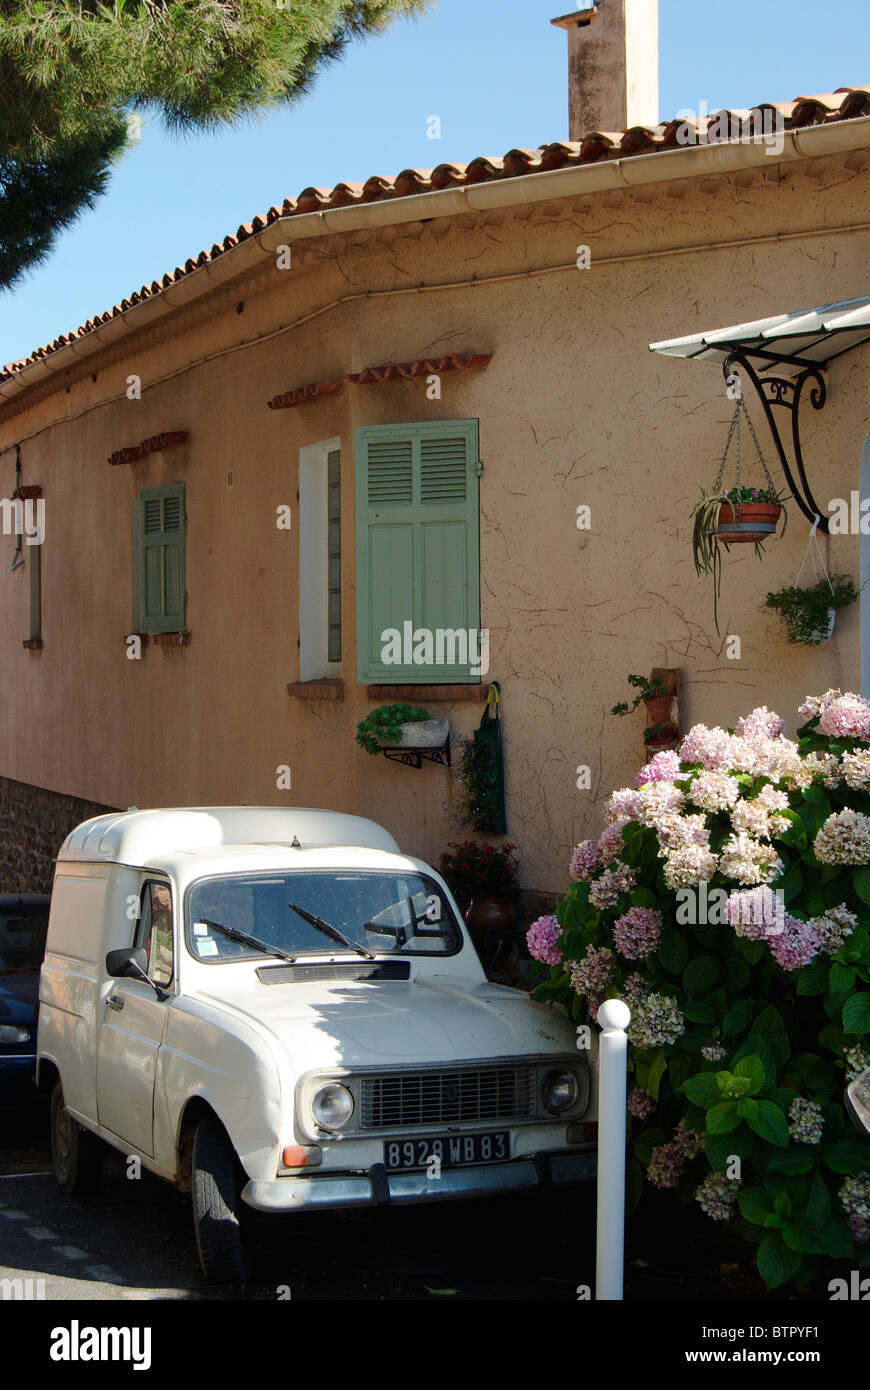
[0,776,117,894]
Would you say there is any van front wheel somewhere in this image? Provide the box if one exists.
[191,1116,250,1285]
[50,1081,103,1195]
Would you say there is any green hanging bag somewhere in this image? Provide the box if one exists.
[470,682,506,833]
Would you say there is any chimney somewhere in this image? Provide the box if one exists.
[551,1,659,138]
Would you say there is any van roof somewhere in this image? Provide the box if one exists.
[58,807,401,866]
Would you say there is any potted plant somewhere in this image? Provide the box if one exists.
[611,673,671,724]
[454,733,503,831]
[439,840,519,952]
[764,573,858,645]
[692,485,788,632]
[643,725,676,752]
[355,703,446,755]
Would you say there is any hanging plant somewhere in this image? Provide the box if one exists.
[692,394,789,632]
[765,574,858,645]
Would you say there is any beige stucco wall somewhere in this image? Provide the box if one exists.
[0,149,867,896]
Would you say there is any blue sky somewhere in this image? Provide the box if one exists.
[3,0,869,365]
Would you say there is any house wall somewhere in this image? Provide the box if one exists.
[0,151,867,896]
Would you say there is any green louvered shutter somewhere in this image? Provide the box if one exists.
[356,420,480,683]
[135,484,186,633]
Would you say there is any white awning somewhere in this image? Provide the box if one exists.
[649,293,870,374]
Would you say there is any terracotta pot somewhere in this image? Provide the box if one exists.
[465,895,517,952]
[715,501,781,544]
[644,695,673,724]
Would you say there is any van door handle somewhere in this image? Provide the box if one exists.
[107,995,125,1012]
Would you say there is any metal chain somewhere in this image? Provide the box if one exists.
[713,396,775,498]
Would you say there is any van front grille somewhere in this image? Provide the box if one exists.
[359,1066,536,1130]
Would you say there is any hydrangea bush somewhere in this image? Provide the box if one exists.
[527,691,870,1291]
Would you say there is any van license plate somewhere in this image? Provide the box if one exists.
[384,1132,510,1170]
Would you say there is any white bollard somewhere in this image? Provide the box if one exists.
[595,997,631,1301]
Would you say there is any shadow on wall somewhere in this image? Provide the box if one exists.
[0,776,117,893]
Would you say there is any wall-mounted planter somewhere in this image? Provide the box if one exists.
[380,720,451,769]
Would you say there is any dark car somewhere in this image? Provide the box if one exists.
[0,894,51,1099]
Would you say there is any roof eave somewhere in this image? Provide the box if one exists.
[4,115,870,407]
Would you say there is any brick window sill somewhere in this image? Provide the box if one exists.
[360,684,489,701]
[22,637,43,650]
[141,631,191,647]
[287,679,345,700]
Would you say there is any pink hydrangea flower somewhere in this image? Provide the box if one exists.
[737,706,786,740]
[636,750,682,786]
[818,692,870,739]
[768,915,821,971]
[613,906,663,960]
[569,839,603,881]
[526,915,563,965]
[628,1086,655,1119]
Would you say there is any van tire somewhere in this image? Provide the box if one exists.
[50,1081,103,1195]
[191,1116,250,1285]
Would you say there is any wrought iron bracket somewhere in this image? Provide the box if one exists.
[381,737,452,770]
[722,350,829,532]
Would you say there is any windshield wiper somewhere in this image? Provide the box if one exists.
[288,903,375,960]
[197,918,297,962]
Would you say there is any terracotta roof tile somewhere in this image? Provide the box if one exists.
[4,86,870,381]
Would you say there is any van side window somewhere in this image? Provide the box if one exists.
[136,881,174,987]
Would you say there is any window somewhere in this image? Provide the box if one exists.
[355,420,481,683]
[133,484,186,634]
[299,439,342,679]
[135,880,174,987]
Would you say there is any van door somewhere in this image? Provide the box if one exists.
[96,880,173,1155]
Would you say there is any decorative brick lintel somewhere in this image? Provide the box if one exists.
[362,684,488,701]
[22,637,43,650]
[287,679,345,700]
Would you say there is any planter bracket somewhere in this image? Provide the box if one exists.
[722,351,829,533]
[380,737,452,769]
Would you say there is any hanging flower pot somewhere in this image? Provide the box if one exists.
[715,497,783,545]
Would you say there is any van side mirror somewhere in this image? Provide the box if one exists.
[106,947,169,1002]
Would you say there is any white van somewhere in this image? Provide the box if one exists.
[38,807,596,1283]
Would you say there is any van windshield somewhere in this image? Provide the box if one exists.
[186,871,461,961]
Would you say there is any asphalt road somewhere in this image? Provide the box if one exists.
[0,1098,598,1301]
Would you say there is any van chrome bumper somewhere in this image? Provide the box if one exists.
[242,1150,596,1213]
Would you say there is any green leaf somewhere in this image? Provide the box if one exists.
[801,784,825,805]
[657,930,688,976]
[646,1050,667,1102]
[682,1001,716,1023]
[723,998,754,1036]
[683,955,720,996]
[765,1149,814,1176]
[853,867,870,907]
[823,1136,870,1175]
[739,1186,772,1226]
[782,1218,826,1255]
[843,992,870,1035]
[819,1219,854,1259]
[707,1100,741,1133]
[681,1073,724,1108]
[805,1171,831,1226]
[797,961,829,996]
[705,1126,752,1170]
[752,1007,791,1067]
[736,1097,759,1119]
[779,862,804,904]
[632,1128,668,1164]
[733,1054,766,1094]
[747,1100,790,1147]
[722,955,751,991]
[733,1036,777,1090]
[736,938,766,964]
[629,886,657,909]
[830,963,857,994]
[757,1232,802,1289]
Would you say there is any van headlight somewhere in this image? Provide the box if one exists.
[312,1082,354,1131]
[541,1069,580,1114]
